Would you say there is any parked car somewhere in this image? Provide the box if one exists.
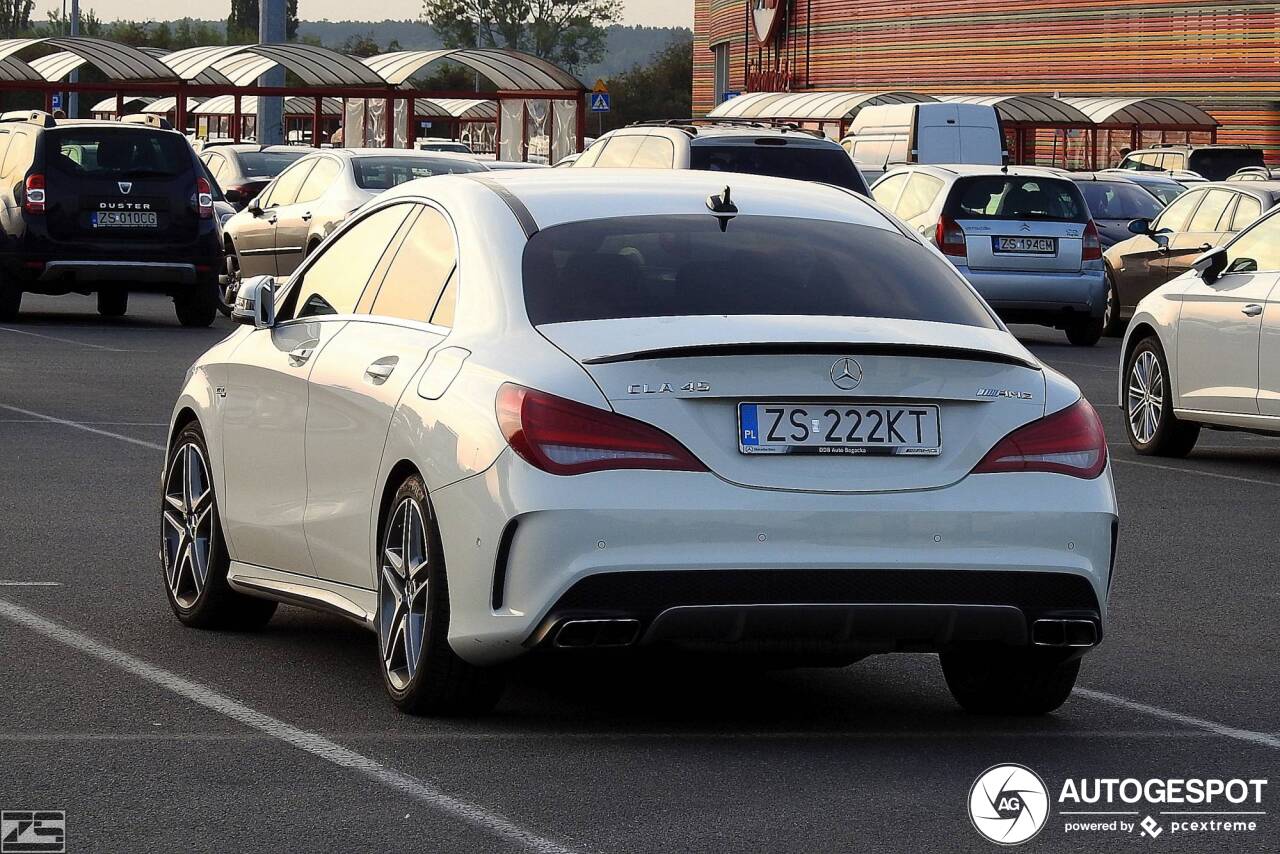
[1228,166,1280,182]
[841,103,1004,182]
[483,160,549,170]
[0,111,223,325]
[415,139,473,154]
[1120,206,1280,456]
[1116,144,1264,181]
[223,148,487,291]
[200,144,308,210]
[1065,172,1165,248]
[573,120,870,195]
[1101,181,1280,336]
[1097,169,1189,205]
[872,165,1106,345]
[166,169,1115,716]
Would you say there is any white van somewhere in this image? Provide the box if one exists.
[841,103,1004,181]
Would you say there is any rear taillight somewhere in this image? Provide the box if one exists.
[196,177,213,219]
[23,173,45,214]
[936,215,966,258]
[496,383,706,476]
[971,399,1107,479]
[1082,219,1102,261]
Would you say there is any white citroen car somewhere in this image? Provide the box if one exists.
[1120,206,1280,455]
[162,170,1117,716]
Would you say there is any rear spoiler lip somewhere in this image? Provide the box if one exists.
[581,341,1042,371]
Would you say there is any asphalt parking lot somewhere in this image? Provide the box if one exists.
[1,293,1277,853]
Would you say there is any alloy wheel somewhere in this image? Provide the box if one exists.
[162,443,214,608]
[379,498,431,691]
[1127,350,1163,444]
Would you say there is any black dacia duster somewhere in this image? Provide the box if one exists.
[0,110,223,326]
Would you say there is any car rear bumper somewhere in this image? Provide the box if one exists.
[958,266,1107,321]
[433,451,1118,665]
[39,260,202,284]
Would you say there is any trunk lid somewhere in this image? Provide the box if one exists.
[945,174,1090,273]
[541,316,1047,494]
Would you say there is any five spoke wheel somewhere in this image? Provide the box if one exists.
[379,497,431,691]
[1127,349,1163,445]
[162,442,214,608]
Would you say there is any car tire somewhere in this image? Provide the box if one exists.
[162,421,278,630]
[1102,271,1124,338]
[940,647,1081,715]
[377,473,504,716]
[1065,314,1104,347]
[174,280,219,327]
[1124,336,1199,457]
[0,277,20,321]
[97,289,128,318]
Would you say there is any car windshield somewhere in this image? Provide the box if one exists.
[1078,181,1164,220]
[352,156,486,190]
[948,176,1088,222]
[238,150,307,177]
[47,129,191,178]
[1143,183,1185,206]
[690,145,869,195]
[1189,149,1265,181]
[522,214,996,328]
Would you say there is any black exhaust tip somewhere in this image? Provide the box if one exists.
[554,619,641,649]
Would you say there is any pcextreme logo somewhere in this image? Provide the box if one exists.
[968,765,1269,845]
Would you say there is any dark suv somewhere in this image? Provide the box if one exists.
[1117,144,1265,182]
[0,110,223,326]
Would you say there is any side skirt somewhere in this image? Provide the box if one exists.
[227,561,377,630]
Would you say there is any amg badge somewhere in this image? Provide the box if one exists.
[976,387,1034,400]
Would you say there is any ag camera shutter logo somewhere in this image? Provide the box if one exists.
[969,764,1050,845]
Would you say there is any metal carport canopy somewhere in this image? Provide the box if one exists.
[88,95,156,113]
[938,94,1092,126]
[1058,97,1219,129]
[706,91,936,121]
[0,37,175,80]
[415,98,497,120]
[364,49,583,92]
[192,95,343,115]
[162,43,387,88]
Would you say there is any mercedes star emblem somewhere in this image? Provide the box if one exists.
[830,357,863,390]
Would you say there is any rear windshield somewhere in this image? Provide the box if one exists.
[47,129,191,178]
[1189,149,1265,181]
[1142,182,1185,206]
[522,215,996,328]
[353,155,485,190]
[690,144,869,195]
[1078,181,1163,220]
[238,150,307,177]
[947,176,1088,222]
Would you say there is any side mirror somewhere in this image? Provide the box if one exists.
[1128,218,1153,236]
[1192,246,1229,284]
[231,275,277,329]
[224,187,244,206]
[247,196,262,215]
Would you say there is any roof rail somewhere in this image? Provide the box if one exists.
[624,117,827,139]
[0,109,55,128]
[120,113,172,130]
[1148,142,1254,150]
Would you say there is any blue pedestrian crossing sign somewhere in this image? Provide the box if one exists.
[589,92,611,113]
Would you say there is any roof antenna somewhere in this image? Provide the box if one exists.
[706,185,738,231]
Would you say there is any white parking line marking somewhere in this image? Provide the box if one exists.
[0,581,61,586]
[0,597,580,854]
[0,404,165,451]
[0,419,168,426]
[1077,688,1280,750]
[1110,457,1280,489]
[0,325,131,352]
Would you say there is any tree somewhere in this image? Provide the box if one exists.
[0,0,32,37]
[340,32,402,58]
[228,0,300,43]
[598,37,691,132]
[421,0,621,73]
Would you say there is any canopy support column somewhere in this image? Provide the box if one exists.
[115,92,124,119]
[406,95,416,148]
[384,94,395,148]
[232,94,242,143]
[576,94,585,152]
[312,96,322,147]
[175,85,187,135]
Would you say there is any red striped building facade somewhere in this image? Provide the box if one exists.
[693,0,1280,164]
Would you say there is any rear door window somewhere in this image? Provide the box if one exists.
[294,156,341,204]
[285,204,415,319]
[871,172,909,210]
[632,137,675,168]
[896,173,944,221]
[689,144,867,193]
[947,176,1087,222]
[1185,189,1234,232]
[593,135,645,168]
[1230,196,1263,231]
[366,206,457,324]
[521,214,996,328]
[261,159,314,208]
[1154,189,1203,232]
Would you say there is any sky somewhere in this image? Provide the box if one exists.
[32,0,694,27]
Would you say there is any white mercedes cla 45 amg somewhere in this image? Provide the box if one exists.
[162,169,1117,715]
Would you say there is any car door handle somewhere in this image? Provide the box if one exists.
[287,347,314,366]
[1199,243,1213,252]
[300,211,312,222]
[364,358,398,382]
[1242,304,1264,317]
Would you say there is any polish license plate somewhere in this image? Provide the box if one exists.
[995,236,1056,254]
[738,403,941,456]
[92,211,157,228]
